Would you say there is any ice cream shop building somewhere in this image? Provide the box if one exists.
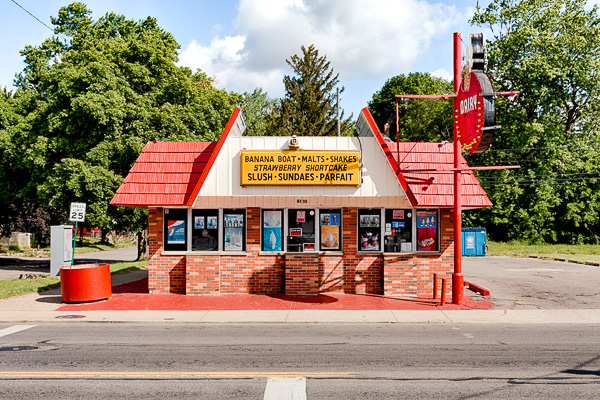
[111,107,491,297]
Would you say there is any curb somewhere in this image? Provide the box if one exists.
[509,254,600,267]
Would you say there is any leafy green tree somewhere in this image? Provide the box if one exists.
[4,2,239,256]
[464,0,600,244]
[240,88,277,136]
[272,44,353,136]
[471,0,600,135]
[368,73,454,142]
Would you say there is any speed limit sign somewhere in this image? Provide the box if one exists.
[69,202,86,222]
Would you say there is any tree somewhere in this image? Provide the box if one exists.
[272,45,353,136]
[4,2,239,256]
[471,0,600,135]
[464,0,600,244]
[368,73,454,142]
[240,88,277,136]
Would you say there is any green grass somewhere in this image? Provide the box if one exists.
[487,241,600,264]
[0,259,148,300]
[0,236,136,257]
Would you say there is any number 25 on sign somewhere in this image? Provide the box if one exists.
[69,202,86,222]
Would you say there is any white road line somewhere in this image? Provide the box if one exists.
[264,377,307,400]
[0,325,36,338]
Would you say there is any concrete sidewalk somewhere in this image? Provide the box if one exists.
[1,269,600,324]
[2,251,600,324]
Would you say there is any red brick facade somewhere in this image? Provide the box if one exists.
[148,207,454,297]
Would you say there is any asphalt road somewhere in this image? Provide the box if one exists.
[0,323,599,399]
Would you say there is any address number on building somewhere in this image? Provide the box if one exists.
[69,202,87,222]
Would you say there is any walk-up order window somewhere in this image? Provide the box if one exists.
[383,209,413,252]
[191,209,219,251]
[357,209,382,252]
[287,209,316,252]
[163,208,188,251]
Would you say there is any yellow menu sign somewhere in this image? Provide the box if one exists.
[241,150,361,186]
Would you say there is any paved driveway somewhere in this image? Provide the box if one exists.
[0,247,137,280]
[463,256,600,310]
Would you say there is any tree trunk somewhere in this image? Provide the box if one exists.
[137,229,148,260]
[101,230,115,246]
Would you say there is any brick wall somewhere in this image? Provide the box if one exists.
[383,209,454,297]
[146,207,454,297]
[318,208,383,294]
[285,254,320,295]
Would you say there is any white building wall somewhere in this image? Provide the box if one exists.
[192,136,410,208]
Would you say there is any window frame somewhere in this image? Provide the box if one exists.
[163,208,189,252]
[261,209,284,252]
[357,208,383,252]
[222,209,247,252]
[416,209,440,252]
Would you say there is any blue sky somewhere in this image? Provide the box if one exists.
[1,0,509,115]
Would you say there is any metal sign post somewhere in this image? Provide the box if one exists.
[395,33,519,304]
[69,202,86,265]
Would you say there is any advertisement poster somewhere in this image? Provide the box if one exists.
[360,215,370,227]
[224,228,243,251]
[224,214,244,228]
[360,230,380,251]
[417,213,437,228]
[167,220,185,244]
[320,225,339,250]
[263,211,282,251]
[207,216,218,229]
[296,210,306,222]
[417,211,437,251]
[370,215,380,227]
[417,227,437,251]
[393,210,404,219]
[194,216,205,229]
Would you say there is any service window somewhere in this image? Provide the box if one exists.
[262,209,284,251]
[163,208,188,251]
[416,210,439,252]
[191,209,219,251]
[223,209,246,251]
[319,208,342,251]
[287,209,316,252]
[384,209,413,252]
[357,209,382,252]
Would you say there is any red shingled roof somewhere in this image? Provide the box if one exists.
[387,142,492,208]
[110,141,216,207]
[360,107,491,208]
[111,107,491,208]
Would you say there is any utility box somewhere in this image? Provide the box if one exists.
[462,227,487,256]
[51,225,73,276]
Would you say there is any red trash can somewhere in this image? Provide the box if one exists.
[60,263,112,302]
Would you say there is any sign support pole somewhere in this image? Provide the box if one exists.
[395,33,519,305]
[452,32,464,304]
[71,221,77,266]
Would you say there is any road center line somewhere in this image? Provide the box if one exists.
[264,377,306,400]
[0,371,357,379]
[0,325,36,338]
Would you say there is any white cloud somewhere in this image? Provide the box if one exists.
[178,0,466,99]
[430,68,453,81]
